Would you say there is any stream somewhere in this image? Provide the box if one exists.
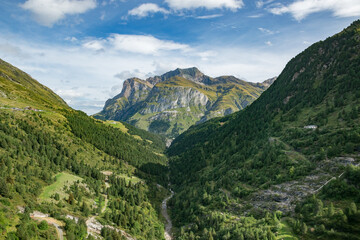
[161,189,174,240]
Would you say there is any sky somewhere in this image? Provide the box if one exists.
[0,0,359,114]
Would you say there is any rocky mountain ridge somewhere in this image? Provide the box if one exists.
[95,68,275,138]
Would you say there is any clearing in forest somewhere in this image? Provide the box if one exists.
[39,172,83,201]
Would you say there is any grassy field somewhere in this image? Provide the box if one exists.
[104,120,143,140]
[118,173,142,184]
[104,120,128,133]
[39,172,83,202]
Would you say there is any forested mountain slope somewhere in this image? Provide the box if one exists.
[0,59,169,240]
[94,68,272,139]
[168,20,360,240]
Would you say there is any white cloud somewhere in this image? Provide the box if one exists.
[256,1,264,8]
[65,37,78,42]
[0,33,298,114]
[83,34,190,55]
[258,27,276,34]
[56,89,85,98]
[265,41,273,46]
[197,50,218,61]
[256,0,274,8]
[114,69,144,80]
[21,0,96,27]
[100,11,106,20]
[128,3,169,18]
[269,0,360,20]
[248,14,264,18]
[165,0,244,10]
[196,14,223,19]
[82,39,105,51]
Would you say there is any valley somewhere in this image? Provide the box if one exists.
[0,19,360,240]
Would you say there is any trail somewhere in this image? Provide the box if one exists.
[31,211,64,240]
[161,190,174,240]
[314,171,345,193]
[101,182,110,214]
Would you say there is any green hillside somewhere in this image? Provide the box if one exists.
[167,20,360,240]
[0,59,67,111]
[0,58,169,240]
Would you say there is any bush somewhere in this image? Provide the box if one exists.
[38,220,48,230]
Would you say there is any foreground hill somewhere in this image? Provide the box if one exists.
[94,68,273,139]
[168,20,360,239]
[0,59,169,239]
[0,59,68,111]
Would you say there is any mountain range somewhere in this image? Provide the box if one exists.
[0,20,360,240]
[94,68,275,139]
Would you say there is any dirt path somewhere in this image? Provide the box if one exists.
[101,195,108,214]
[31,212,64,240]
[161,190,174,240]
[101,179,111,214]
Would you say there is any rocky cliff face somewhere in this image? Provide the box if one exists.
[99,78,152,120]
[140,87,209,115]
[94,68,275,138]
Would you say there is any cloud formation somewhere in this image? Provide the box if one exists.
[269,0,360,20]
[256,0,275,9]
[258,27,276,34]
[83,34,190,55]
[1,34,292,114]
[165,0,244,10]
[21,0,96,27]
[195,14,223,19]
[128,3,169,18]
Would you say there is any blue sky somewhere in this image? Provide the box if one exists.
[0,0,359,114]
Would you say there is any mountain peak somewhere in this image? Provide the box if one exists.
[173,67,202,75]
[146,67,210,85]
[262,77,277,87]
[159,67,208,84]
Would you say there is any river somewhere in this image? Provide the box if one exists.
[161,190,174,240]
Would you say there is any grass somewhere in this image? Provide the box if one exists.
[104,120,129,133]
[104,120,143,141]
[39,172,83,202]
[117,173,142,184]
[277,219,298,240]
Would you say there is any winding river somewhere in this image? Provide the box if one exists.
[161,190,174,240]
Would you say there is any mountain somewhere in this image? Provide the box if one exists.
[0,58,170,240]
[0,59,68,110]
[94,68,273,139]
[167,20,360,239]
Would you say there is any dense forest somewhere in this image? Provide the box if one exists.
[167,20,360,239]
[0,58,170,239]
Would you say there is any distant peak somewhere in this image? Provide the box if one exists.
[262,77,277,87]
[168,67,203,76]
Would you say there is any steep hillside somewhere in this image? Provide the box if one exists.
[94,68,272,139]
[167,20,360,239]
[0,58,169,240]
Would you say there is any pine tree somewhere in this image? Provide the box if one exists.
[302,222,308,235]
[349,202,357,215]
[0,178,10,198]
[328,203,335,217]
